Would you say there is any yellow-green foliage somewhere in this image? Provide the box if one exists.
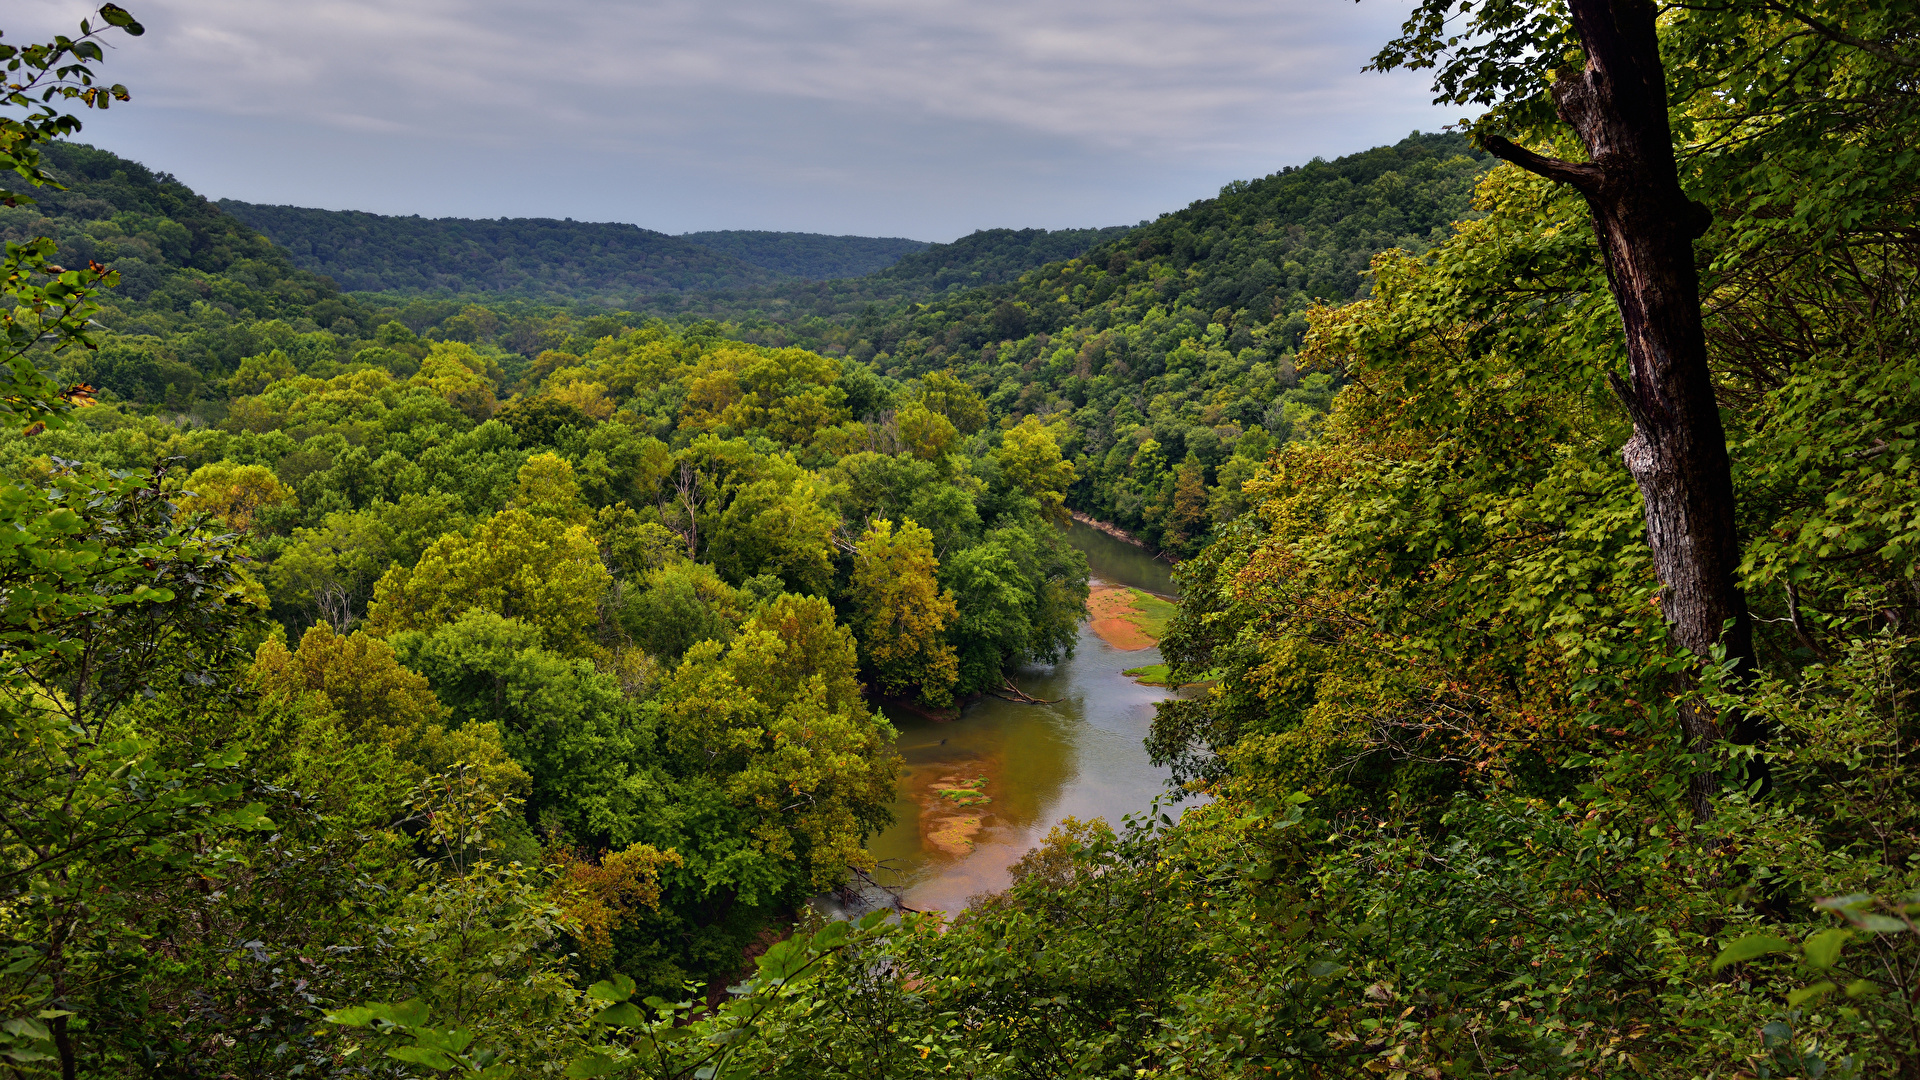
[366,506,610,657]
[848,517,960,706]
[177,461,296,532]
[248,624,528,827]
[656,594,899,894]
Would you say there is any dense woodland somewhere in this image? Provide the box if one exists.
[677,232,929,281]
[3,0,1919,1077]
[217,202,787,300]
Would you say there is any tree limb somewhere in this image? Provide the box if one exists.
[1479,136,1605,191]
[1766,1,1920,68]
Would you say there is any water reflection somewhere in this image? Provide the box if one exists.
[857,522,1196,914]
[1065,521,1178,596]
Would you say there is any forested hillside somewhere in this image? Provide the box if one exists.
[636,224,1135,326]
[644,138,1492,561]
[220,201,785,298]
[5,1,1920,1077]
[679,230,928,279]
[844,134,1493,555]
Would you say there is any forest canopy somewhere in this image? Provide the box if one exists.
[4,0,1920,1076]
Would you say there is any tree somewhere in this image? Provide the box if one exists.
[1368,0,1783,810]
[0,5,143,436]
[895,401,959,462]
[177,460,296,532]
[268,508,393,631]
[705,468,837,596]
[942,538,1035,694]
[1166,452,1210,552]
[618,560,745,662]
[248,623,528,827]
[390,610,653,846]
[0,464,269,1076]
[512,451,589,522]
[656,594,898,895]
[847,518,960,706]
[995,416,1076,524]
[411,342,498,421]
[367,507,610,657]
[917,369,988,434]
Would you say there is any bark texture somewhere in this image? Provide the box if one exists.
[1480,0,1757,817]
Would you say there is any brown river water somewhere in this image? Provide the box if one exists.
[844,522,1199,914]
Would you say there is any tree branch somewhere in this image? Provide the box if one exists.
[1479,136,1605,191]
[1766,1,1920,68]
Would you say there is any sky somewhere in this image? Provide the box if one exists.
[15,0,1459,242]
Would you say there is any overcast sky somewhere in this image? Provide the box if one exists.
[15,0,1456,241]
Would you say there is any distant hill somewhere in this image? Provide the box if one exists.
[869,227,1135,293]
[1,142,339,311]
[632,225,1136,324]
[680,230,928,279]
[218,202,785,299]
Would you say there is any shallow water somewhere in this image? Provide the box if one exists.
[855,521,1197,914]
[1065,520,1178,597]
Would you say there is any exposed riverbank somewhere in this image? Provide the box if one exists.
[1085,584,1178,653]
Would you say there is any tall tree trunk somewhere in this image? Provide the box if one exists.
[1478,0,1757,818]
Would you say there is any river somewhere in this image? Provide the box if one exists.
[854,521,1193,914]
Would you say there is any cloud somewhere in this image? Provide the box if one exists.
[11,0,1456,238]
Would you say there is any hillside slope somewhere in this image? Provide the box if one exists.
[868,226,1135,293]
[219,202,785,299]
[3,142,339,311]
[848,132,1494,553]
[634,225,1134,328]
[680,230,928,279]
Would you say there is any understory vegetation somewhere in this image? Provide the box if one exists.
[3,0,1919,1077]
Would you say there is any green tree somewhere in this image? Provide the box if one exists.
[917,369,988,434]
[0,5,143,435]
[995,416,1076,524]
[894,401,958,462]
[248,623,528,827]
[0,465,270,1075]
[847,517,960,706]
[268,508,394,631]
[1166,452,1210,552]
[368,507,610,657]
[512,451,589,522]
[656,594,898,896]
[391,611,654,847]
[618,560,745,662]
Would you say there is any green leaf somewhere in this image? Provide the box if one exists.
[324,1006,379,1028]
[1803,928,1851,970]
[388,1045,456,1070]
[565,1052,630,1077]
[100,4,146,35]
[812,920,849,949]
[389,999,431,1028]
[1845,979,1879,998]
[1786,981,1834,1008]
[858,909,889,930]
[586,973,636,1002]
[1851,914,1908,933]
[412,1027,475,1053]
[0,1018,50,1041]
[1712,935,1794,972]
[592,1002,644,1027]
